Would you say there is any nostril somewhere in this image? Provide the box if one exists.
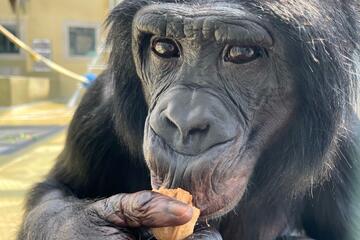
[188,124,210,137]
[164,111,210,139]
[165,116,178,129]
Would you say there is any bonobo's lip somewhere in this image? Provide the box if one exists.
[145,126,247,220]
[152,178,246,220]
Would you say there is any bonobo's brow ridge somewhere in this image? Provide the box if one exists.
[134,5,273,47]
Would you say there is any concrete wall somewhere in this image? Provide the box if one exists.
[0,0,110,102]
[0,76,50,106]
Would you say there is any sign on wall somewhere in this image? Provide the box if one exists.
[32,39,51,72]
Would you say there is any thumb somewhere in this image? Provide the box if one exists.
[90,190,194,228]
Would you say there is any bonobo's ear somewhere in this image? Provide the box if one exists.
[106,0,151,158]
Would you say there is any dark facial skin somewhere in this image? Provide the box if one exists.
[133,3,295,219]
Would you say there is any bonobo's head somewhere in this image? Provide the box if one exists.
[109,0,357,220]
[128,2,295,219]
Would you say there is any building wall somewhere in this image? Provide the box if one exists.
[0,0,111,101]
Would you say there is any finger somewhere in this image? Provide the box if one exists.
[185,226,222,240]
[91,191,193,228]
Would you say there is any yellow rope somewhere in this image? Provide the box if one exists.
[0,24,87,83]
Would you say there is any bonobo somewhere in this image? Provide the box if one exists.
[18,1,360,240]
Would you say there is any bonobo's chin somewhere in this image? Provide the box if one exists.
[143,125,255,220]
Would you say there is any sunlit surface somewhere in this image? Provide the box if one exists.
[0,102,73,240]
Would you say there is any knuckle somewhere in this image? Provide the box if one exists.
[89,195,123,220]
[84,191,159,228]
[119,191,155,227]
[125,191,153,211]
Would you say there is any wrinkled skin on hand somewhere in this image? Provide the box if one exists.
[140,225,222,240]
[93,191,193,228]
[77,191,221,240]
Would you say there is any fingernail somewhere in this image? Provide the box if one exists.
[168,201,193,218]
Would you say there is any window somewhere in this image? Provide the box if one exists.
[0,24,20,54]
[68,27,96,57]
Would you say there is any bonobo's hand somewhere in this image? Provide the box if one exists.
[59,191,221,240]
[138,224,222,240]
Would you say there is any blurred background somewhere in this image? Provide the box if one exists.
[0,0,121,239]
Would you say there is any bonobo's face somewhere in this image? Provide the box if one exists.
[132,2,295,219]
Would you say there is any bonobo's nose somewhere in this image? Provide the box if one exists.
[164,103,210,142]
[149,89,238,155]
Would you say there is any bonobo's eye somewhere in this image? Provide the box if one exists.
[224,46,265,64]
[151,37,180,58]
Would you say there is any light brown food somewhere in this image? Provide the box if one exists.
[151,188,200,240]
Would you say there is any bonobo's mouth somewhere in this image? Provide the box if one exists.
[143,125,253,220]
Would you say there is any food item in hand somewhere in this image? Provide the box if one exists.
[151,188,201,240]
